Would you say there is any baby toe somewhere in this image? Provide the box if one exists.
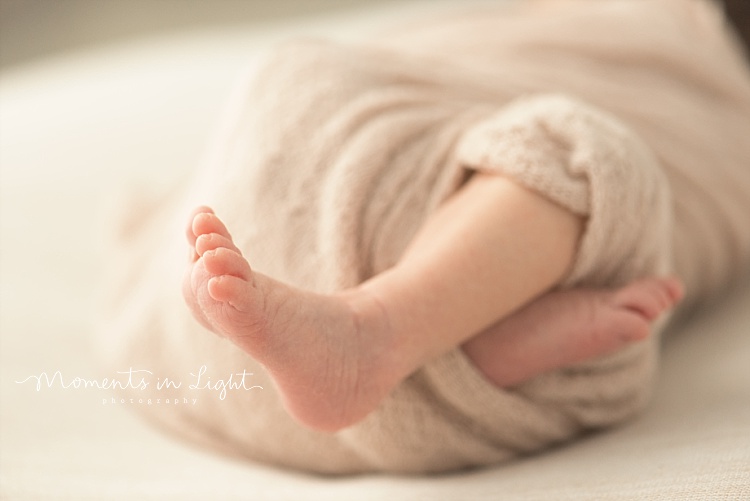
[202,247,252,281]
[192,212,233,241]
[195,233,242,257]
[207,275,253,308]
[186,206,214,245]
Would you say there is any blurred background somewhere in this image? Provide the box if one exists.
[2,1,750,499]
[0,0,399,69]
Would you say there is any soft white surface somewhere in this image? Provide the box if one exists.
[1,2,749,499]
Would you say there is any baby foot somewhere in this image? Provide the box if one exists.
[462,277,684,388]
[183,207,399,431]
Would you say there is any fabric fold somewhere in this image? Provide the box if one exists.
[102,0,750,474]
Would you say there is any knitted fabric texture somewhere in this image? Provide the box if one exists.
[102,0,750,473]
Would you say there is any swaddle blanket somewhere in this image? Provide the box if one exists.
[102,0,750,473]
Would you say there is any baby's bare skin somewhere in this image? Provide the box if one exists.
[184,204,682,432]
[184,207,398,432]
[462,277,683,388]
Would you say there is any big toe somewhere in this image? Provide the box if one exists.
[183,265,215,331]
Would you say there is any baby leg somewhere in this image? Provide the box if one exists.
[184,206,397,432]
[183,170,671,432]
[462,277,684,388]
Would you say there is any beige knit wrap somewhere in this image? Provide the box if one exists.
[102,0,750,473]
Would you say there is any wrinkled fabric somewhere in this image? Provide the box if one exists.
[102,0,750,473]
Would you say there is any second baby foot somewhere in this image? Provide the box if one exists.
[183,207,400,432]
[462,277,685,388]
